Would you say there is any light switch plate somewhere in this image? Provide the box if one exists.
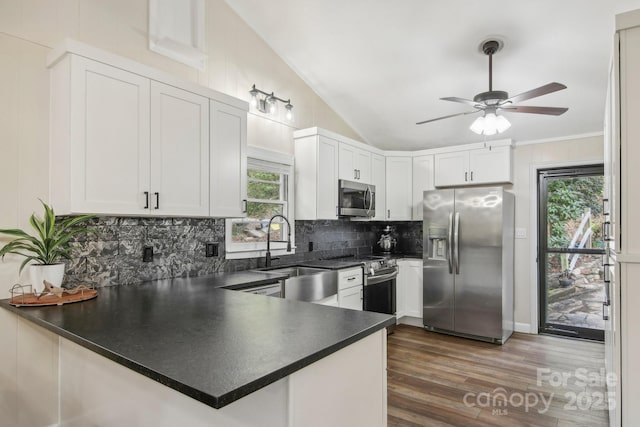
[515,228,527,239]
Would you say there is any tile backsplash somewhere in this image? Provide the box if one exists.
[65,217,422,287]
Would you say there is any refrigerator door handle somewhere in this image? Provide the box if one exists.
[447,212,454,274]
[454,212,460,274]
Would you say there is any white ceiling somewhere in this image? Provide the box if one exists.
[225,0,640,150]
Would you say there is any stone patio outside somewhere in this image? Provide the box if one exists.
[546,255,605,330]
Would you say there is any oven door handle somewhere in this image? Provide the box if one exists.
[366,271,398,285]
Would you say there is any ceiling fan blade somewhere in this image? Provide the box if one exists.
[416,110,480,125]
[440,97,480,107]
[502,82,567,105]
[501,106,568,115]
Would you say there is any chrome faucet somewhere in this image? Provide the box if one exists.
[265,214,292,268]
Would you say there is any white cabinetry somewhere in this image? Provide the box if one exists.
[434,145,512,188]
[294,133,339,220]
[412,155,434,220]
[151,82,209,217]
[396,259,423,322]
[50,55,151,215]
[339,143,372,183]
[209,100,247,217]
[385,156,413,220]
[338,267,363,310]
[371,154,386,221]
[48,40,248,217]
[605,11,640,426]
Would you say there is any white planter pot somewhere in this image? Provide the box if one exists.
[29,263,65,293]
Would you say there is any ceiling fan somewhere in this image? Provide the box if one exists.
[416,39,568,135]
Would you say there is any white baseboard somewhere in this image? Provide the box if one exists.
[397,316,423,327]
[514,322,534,334]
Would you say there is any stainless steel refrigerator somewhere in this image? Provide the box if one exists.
[423,186,514,344]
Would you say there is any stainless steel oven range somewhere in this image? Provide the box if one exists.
[361,256,398,316]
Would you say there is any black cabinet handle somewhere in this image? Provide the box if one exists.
[471,171,474,181]
[242,199,247,213]
[465,172,468,182]
[144,191,149,209]
[154,192,159,209]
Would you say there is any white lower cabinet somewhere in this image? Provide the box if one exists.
[338,267,363,310]
[396,259,423,322]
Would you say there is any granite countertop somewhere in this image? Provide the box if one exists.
[299,259,364,270]
[0,271,395,409]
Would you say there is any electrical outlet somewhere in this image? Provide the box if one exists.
[143,246,153,262]
[206,242,219,258]
[308,241,314,252]
[515,228,528,239]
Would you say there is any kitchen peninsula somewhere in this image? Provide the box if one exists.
[0,271,394,427]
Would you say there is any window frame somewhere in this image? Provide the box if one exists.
[225,147,295,259]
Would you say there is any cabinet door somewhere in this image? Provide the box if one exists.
[338,286,363,311]
[371,154,386,221]
[469,146,512,184]
[210,100,247,217]
[356,149,372,183]
[317,136,339,219]
[339,143,358,181]
[434,151,469,187]
[385,157,413,220]
[412,155,434,220]
[150,82,209,216]
[404,262,423,318]
[70,56,150,214]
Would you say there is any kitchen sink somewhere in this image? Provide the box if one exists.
[259,266,338,302]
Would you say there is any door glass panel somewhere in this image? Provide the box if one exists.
[539,166,605,341]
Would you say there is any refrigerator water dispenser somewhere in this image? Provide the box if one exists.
[428,227,448,260]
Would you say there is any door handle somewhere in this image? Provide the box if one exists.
[154,192,160,209]
[454,212,460,274]
[447,212,453,274]
[144,191,149,209]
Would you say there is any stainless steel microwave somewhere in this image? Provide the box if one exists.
[338,180,375,217]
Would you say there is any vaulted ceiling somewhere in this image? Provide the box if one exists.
[226,0,640,150]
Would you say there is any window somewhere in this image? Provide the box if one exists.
[225,148,294,258]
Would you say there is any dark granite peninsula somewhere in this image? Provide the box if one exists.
[1,271,394,427]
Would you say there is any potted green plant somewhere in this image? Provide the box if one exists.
[0,200,95,293]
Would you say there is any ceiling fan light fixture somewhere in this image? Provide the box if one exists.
[470,116,486,134]
[495,114,511,133]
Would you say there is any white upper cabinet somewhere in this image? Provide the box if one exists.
[385,156,413,220]
[294,133,339,220]
[412,155,434,220]
[150,81,209,217]
[339,143,372,183]
[371,153,386,221]
[48,40,248,217]
[434,145,512,187]
[209,100,247,218]
[51,55,151,215]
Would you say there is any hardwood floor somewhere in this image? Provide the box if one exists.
[387,325,609,427]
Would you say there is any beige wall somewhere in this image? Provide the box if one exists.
[509,135,604,330]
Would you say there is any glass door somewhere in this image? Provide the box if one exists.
[538,165,605,341]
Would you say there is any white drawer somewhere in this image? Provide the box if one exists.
[338,267,363,290]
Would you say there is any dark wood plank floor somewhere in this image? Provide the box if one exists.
[387,325,608,427]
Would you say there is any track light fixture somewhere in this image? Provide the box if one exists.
[249,84,294,121]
